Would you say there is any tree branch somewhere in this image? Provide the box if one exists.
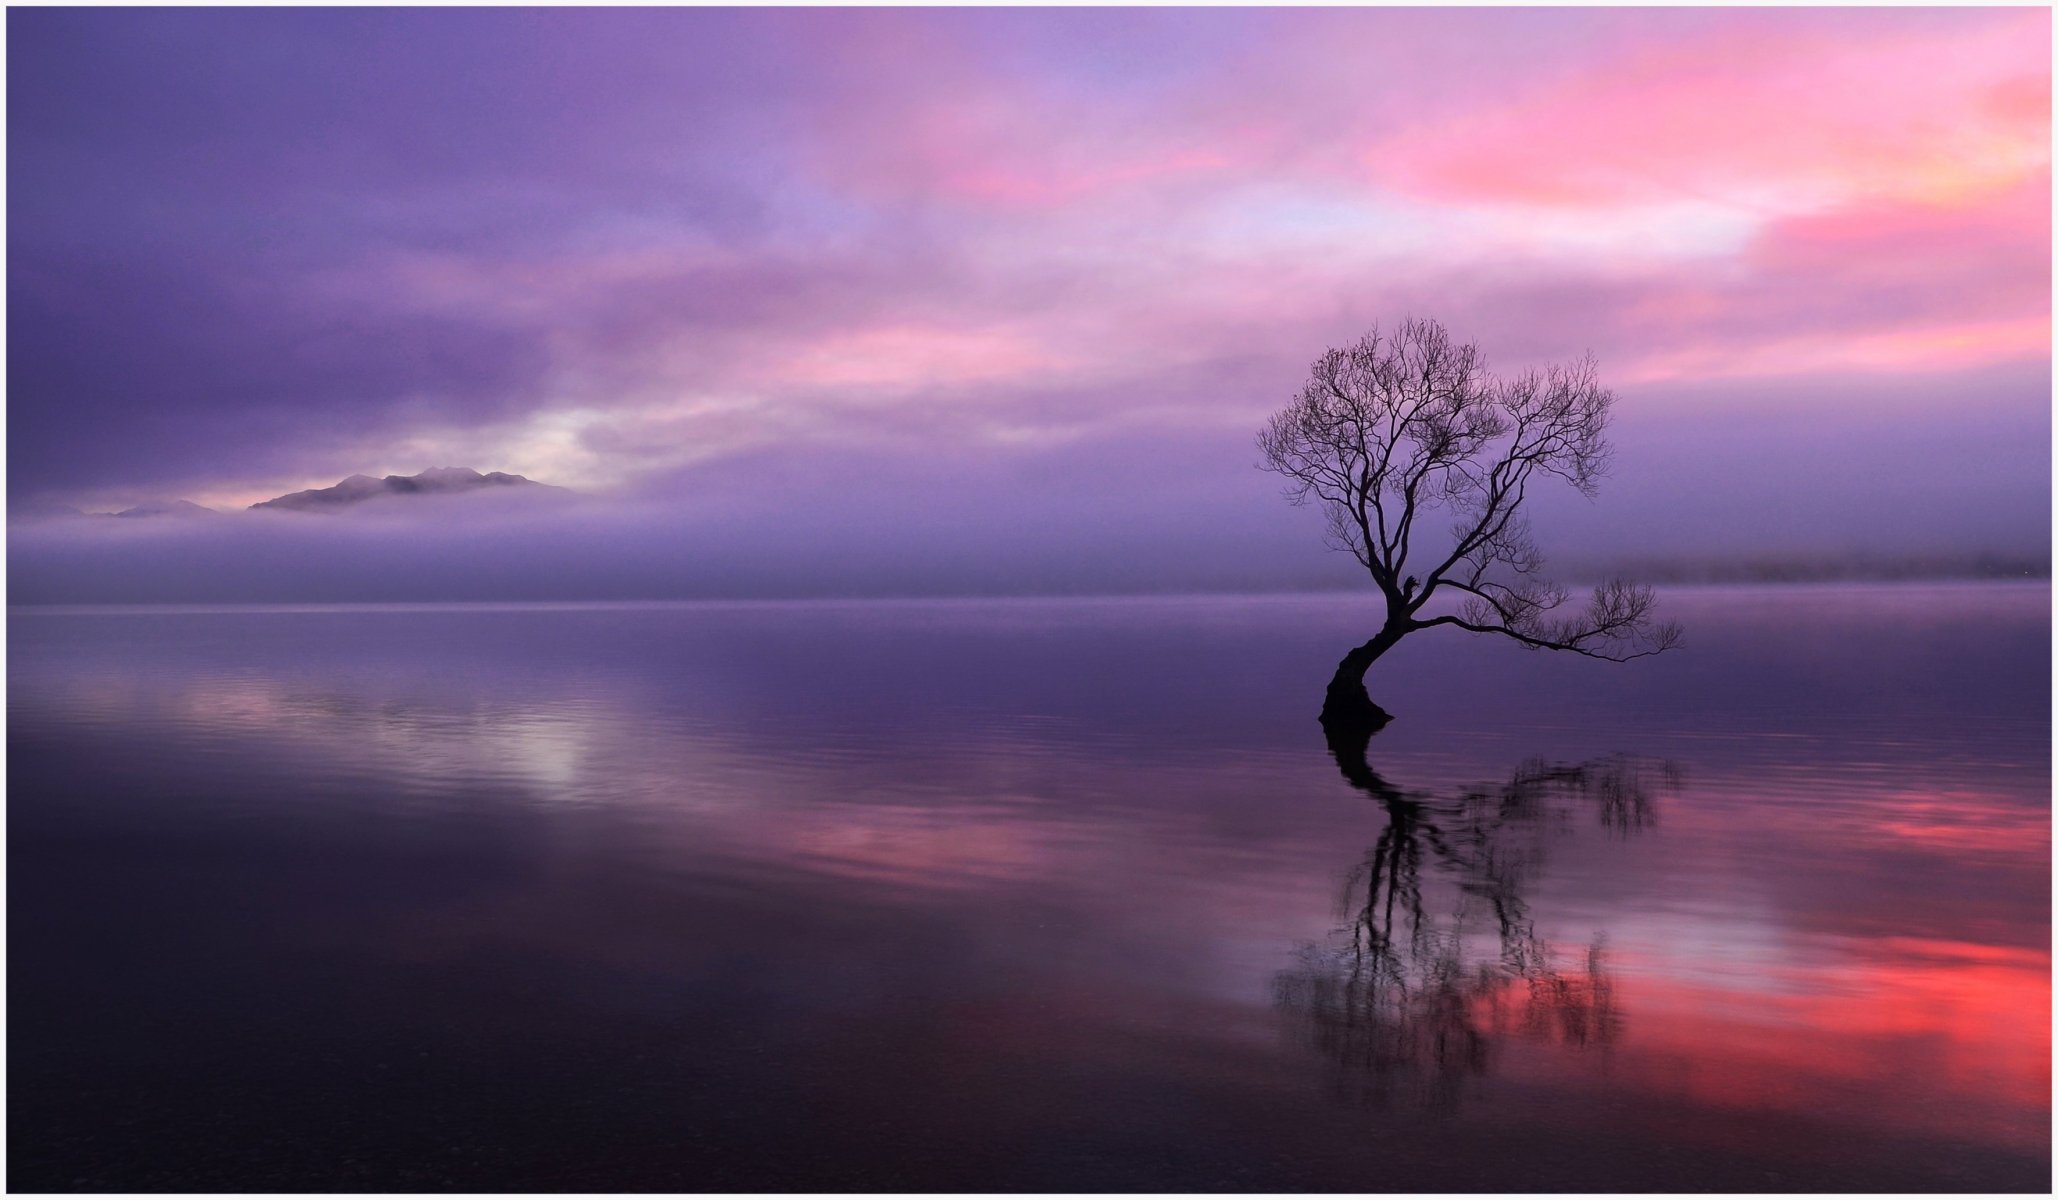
[1258,318,1678,666]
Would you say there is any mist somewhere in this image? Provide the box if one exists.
[10,402,2047,605]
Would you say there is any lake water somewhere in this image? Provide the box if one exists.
[8,584,2050,1191]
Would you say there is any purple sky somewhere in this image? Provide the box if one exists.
[7,8,2050,598]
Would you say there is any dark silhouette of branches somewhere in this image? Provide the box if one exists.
[1274,726,1680,1111]
[1258,318,1681,725]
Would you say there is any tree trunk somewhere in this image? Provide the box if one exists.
[1319,624,1405,733]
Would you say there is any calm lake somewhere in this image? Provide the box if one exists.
[8,583,2050,1191]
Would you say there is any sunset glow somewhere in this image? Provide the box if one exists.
[9,7,2048,564]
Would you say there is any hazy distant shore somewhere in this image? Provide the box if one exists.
[1568,554,2049,585]
[9,575,2049,615]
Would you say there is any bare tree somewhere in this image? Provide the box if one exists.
[1259,318,1680,728]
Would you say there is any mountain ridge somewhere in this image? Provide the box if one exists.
[113,499,220,519]
[250,467,566,512]
[11,468,566,521]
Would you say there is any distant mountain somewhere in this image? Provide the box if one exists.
[8,500,89,522]
[110,499,219,519]
[250,467,565,512]
[9,498,217,522]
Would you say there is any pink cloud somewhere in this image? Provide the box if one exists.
[1367,10,2049,210]
[1621,317,2051,385]
[1750,171,2050,292]
[771,324,1063,391]
[224,8,2052,498]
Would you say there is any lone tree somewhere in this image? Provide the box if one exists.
[1259,317,1679,730]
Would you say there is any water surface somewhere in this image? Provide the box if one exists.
[9,584,2050,1191]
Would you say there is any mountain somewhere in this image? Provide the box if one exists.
[8,500,88,522]
[110,500,219,519]
[250,468,564,512]
[9,498,217,521]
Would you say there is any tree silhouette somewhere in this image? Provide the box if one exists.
[1258,318,1681,729]
[1273,724,1679,1111]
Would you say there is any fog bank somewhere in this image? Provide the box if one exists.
[10,418,2048,604]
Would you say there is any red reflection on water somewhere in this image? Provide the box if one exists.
[1602,937,2050,1148]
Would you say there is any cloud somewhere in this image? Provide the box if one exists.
[6,7,2048,588]
[1364,10,2050,211]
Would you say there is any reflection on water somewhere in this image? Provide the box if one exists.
[7,586,2050,1191]
[1276,743,1676,1112]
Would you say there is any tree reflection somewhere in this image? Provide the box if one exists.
[1274,722,1681,1111]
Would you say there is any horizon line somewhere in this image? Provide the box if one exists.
[10,576,2050,617]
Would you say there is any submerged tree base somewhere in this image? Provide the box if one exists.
[1318,683,1393,745]
[1319,628,1401,741]
[1319,693,1395,798]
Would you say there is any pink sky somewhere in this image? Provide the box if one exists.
[9,7,2051,591]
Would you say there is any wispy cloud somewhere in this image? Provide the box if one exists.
[8,7,2047,585]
